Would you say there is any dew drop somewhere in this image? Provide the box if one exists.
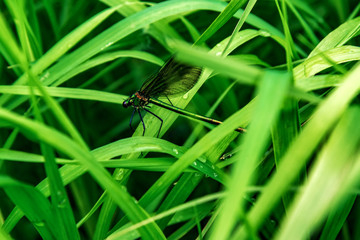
[105,41,114,47]
[260,30,271,37]
[56,191,66,208]
[198,158,206,163]
[183,92,189,99]
[33,221,46,227]
[215,52,222,56]
[39,71,50,81]
[173,148,179,155]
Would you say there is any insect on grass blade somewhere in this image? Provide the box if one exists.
[123,56,246,137]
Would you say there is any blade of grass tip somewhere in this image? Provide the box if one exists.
[195,0,247,45]
[348,2,360,20]
[76,192,107,229]
[233,62,360,239]
[210,71,291,240]
[222,0,257,56]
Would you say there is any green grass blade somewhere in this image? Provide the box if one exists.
[0,12,27,77]
[294,46,360,79]
[2,137,202,232]
[195,0,246,45]
[40,143,80,240]
[309,16,360,58]
[210,71,291,240]
[1,176,60,239]
[0,109,166,239]
[52,50,164,87]
[4,0,36,62]
[234,62,360,239]
[319,195,356,240]
[275,106,360,240]
[0,85,126,104]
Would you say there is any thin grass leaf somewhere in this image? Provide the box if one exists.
[0,12,27,76]
[4,0,36,62]
[0,86,127,104]
[272,0,301,212]
[296,75,343,91]
[319,194,356,240]
[309,16,360,58]
[275,106,360,240]
[222,0,258,56]
[195,0,247,45]
[2,137,205,232]
[0,109,166,239]
[294,46,360,79]
[234,62,360,239]
[52,51,164,86]
[0,176,60,240]
[210,71,291,240]
[42,0,60,40]
[107,193,224,239]
[2,1,359,239]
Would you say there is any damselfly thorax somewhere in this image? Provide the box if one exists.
[123,92,150,109]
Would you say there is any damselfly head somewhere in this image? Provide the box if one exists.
[122,95,134,108]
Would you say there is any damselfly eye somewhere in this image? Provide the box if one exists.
[123,100,130,108]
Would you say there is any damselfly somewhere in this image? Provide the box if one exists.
[123,57,246,136]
